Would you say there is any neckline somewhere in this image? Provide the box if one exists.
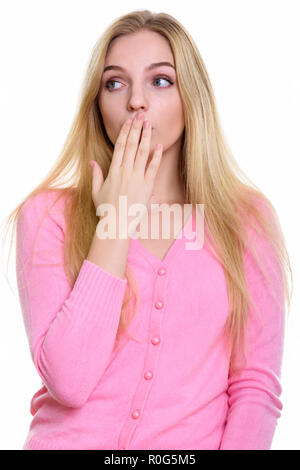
[128,207,195,270]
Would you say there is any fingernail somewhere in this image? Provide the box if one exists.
[90,161,95,169]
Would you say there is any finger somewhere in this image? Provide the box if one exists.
[145,144,163,184]
[90,160,104,198]
[134,120,152,174]
[122,113,144,173]
[109,119,133,172]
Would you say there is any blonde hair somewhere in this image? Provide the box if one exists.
[2,10,293,375]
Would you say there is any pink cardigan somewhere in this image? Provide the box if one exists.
[16,189,285,450]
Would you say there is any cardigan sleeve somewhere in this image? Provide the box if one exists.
[16,190,128,409]
[219,215,285,450]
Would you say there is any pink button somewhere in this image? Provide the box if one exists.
[158,267,166,276]
[131,409,140,419]
[151,336,160,345]
[155,300,164,309]
[144,371,153,380]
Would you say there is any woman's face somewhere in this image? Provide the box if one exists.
[98,29,185,156]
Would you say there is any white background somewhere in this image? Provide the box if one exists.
[0,0,299,450]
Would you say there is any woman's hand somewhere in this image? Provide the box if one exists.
[90,112,163,239]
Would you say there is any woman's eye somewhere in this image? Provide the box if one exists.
[153,77,173,87]
[105,80,122,91]
[105,76,174,91]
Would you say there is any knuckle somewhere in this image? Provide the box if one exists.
[131,168,141,180]
[128,131,137,142]
[148,161,157,172]
[129,128,139,139]
[139,138,149,153]
[126,140,136,151]
[137,144,146,156]
[120,166,130,180]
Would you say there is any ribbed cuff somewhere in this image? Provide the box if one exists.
[65,259,128,331]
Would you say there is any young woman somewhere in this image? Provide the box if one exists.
[4,10,292,450]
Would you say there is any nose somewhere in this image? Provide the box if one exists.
[127,84,149,115]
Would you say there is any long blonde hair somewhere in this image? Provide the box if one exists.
[2,9,293,375]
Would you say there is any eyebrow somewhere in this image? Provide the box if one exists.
[103,61,175,74]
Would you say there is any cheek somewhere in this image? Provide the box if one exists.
[99,92,114,119]
[161,101,184,138]
[99,95,113,121]
[98,98,119,141]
